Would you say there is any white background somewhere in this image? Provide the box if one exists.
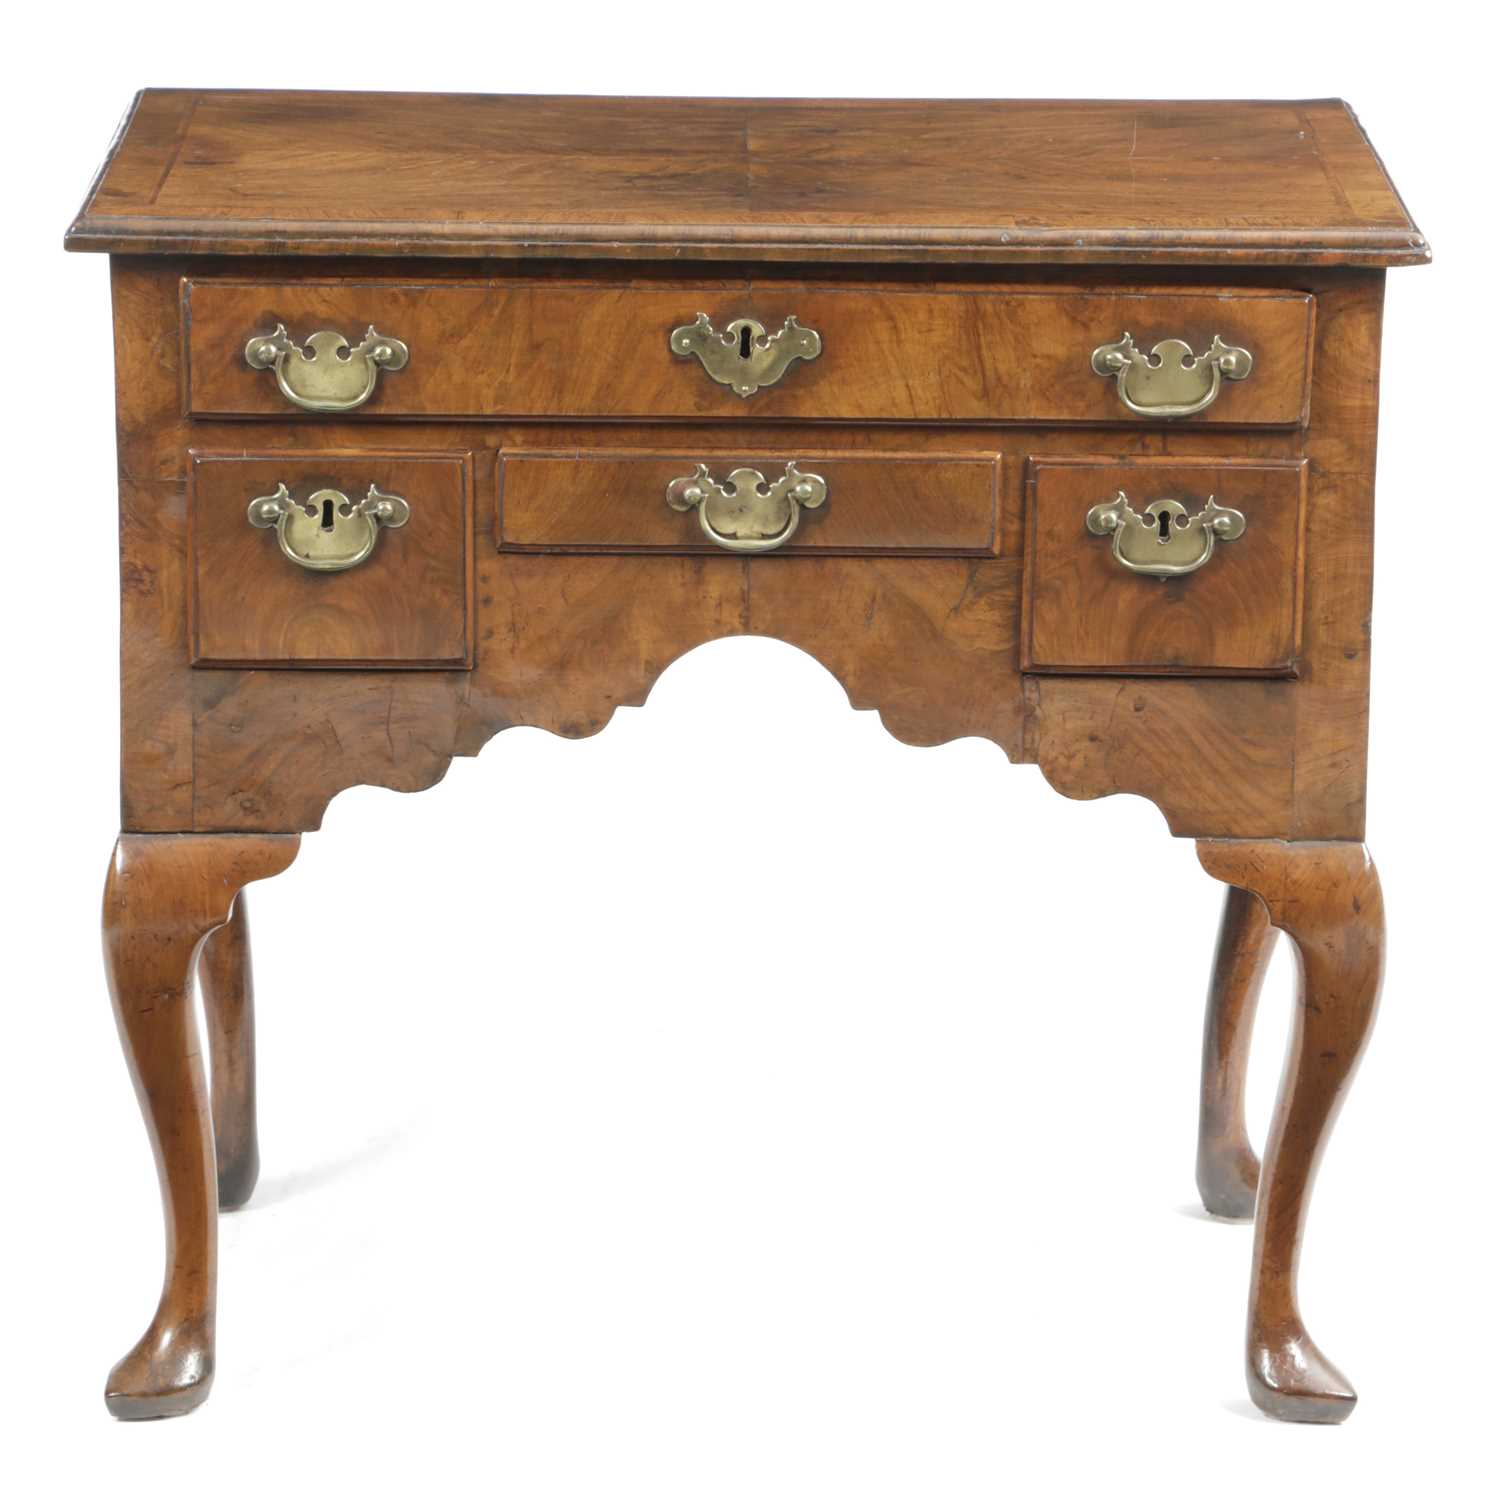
[4,5,1485,1493]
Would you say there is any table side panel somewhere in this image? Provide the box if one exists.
[1289,271,1384,838]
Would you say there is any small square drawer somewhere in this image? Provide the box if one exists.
[189,449,473,669]
[1022,457,1306,676]
[498,449,1001,556]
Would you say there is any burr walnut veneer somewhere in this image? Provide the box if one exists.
[69,91,1427,1423]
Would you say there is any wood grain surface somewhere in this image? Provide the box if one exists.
[1023,457,1306,674]
[102,834,301,1419]
[1197,839,1385,1423]
[106,257,1389,840]
[185,278,1315,425]
[197,893,261,1210]
[75,94,1427,1426]
[498,450,1000,554]
[68,93,1428,265]
[1195,885,1279,1219]
[189,449,474,668]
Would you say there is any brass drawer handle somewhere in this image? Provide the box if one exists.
[244,324,409,412]
[1091,333,1252,418]
[247,483,410,571]
[666,462,827,552]
[669,313,822,397]
[1086,492,1246,576]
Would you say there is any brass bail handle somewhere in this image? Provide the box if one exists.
[1091,333,1253,418]
[1086,491,1246,577]
[247,483,410,572]
[666,462,828,553]
[244,324,409,412]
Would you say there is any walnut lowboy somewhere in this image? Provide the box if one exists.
[68,91,1427,1424]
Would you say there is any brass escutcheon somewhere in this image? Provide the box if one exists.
[244,324,409,412]
[247,482,410,571]
[669,313,822,397]
[1086,491,1246,576]
[666,462,828,552]
[1091,333,1253,418]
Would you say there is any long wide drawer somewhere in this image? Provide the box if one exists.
[498,449,1001,555]
[184,279,1314,426]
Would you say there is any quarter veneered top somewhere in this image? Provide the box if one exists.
[66,91,1428,266]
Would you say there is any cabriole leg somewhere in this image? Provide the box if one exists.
[102,833,299,1420]
[1196,886,1279,1219]
[1197,840,1384,1424]
[199,893,260,1210]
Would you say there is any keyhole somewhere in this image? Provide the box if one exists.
[1157,509,1171,543]
[320,498,336,531]
[739,324,753,359]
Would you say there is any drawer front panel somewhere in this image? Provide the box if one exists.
[190,450,473,668]
[498,450,1001,555]
[1022,457,1305,675]
[186,280,1314,426]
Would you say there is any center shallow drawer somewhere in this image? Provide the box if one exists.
[497,449,1001,555]
[184,279,1314,426]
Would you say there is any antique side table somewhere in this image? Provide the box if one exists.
[67,92,1428,1422]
